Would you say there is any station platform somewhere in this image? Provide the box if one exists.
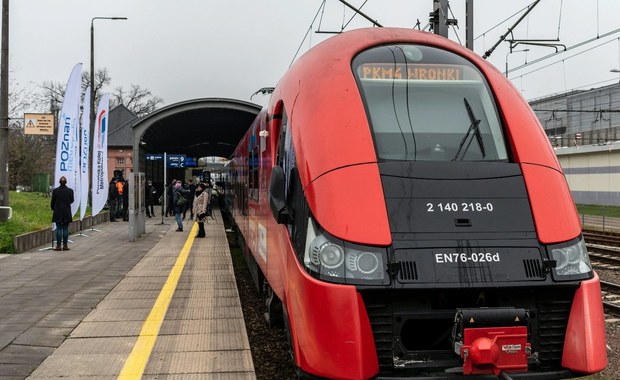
[0,209,255,379]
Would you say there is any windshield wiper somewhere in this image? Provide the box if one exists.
[452,98,486,161]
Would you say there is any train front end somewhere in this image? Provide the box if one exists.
[271,28,607,379]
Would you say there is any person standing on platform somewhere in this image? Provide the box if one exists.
[122,179,129,221]
[108,178,119,222]
[184,179,197,220]
[193,183,210,238]
[172,180,189,231]
[51,176,74,251]
[145,180,157,218]
[166,179,176,217]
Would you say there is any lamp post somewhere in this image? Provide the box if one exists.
[0,0,9,207]
[505,49,529,77]
[610,69,620,83]
[90,17,127,134]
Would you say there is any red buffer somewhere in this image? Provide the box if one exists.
[460,327,530,375]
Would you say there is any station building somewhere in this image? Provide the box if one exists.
[530,82,620,205]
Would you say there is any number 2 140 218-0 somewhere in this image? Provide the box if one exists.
[426,202,494,213]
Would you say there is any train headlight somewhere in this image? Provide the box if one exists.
[304,218,389,285]
[549,237,593,281]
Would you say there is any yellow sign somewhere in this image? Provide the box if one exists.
[24,113,55,135]
[358,63,464,81]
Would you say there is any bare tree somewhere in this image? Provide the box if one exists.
[8,79,54,190]
[111,84,163,117]
[39,68,112,111]
[8,129,55,190]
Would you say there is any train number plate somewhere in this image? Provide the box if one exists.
[434,252,500,264]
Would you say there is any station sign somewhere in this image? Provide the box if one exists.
[146,154,164,161]
[24,113,55,135]
[167,154,186,168]
[146,153,187,168]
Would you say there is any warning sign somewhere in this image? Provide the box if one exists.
[24,113,55,135]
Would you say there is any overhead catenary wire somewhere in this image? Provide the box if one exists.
[507,29,620,76]
[289,0,327,68]
[474,2,534,42]
[446,3,462,45]
[557,0,563,40]
[341,0,369,31]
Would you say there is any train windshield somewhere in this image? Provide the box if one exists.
[352,44,508,162]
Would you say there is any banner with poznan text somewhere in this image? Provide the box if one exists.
[91,93,110,216]
[79,87,90,221]
[54,63,82,217]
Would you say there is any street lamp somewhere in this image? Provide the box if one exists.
[90,16,127,134]
[610,69,620,83]
[505,49,530,77]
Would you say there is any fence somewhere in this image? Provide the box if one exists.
[581,214,620,232]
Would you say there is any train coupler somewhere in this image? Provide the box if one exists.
[452,308,531,376]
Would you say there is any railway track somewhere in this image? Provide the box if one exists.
[585,245,620,266]
[583,230,620,247]
[580,231,620,317]
[601,281,620,317]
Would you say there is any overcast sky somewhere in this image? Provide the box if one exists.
[8,0,620,110]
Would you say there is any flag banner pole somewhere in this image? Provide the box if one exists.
[54,63,82,218]
[76,86,91,236]
[91,94,110,217]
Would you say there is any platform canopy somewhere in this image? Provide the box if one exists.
[133,98,261,160]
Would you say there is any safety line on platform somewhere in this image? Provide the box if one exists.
[117,223,198,380]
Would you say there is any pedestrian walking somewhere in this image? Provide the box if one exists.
[51,176,74,251]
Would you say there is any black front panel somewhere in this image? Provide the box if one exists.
[380,162,536,237]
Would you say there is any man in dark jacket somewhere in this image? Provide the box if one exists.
[145,180,157,218]
[183,179,197,220]
[51,176,74,251]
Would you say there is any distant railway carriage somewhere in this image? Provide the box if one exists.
[225,28,607,379]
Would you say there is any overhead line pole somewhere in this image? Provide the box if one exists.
[0,0,9,206]
[465,0,474,50]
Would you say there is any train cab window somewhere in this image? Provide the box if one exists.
[352,44,508,162]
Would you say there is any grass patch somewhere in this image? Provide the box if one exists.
[0,191,92,254]
[576,204,620,218]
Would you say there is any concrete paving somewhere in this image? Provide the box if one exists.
[0,208,255,379]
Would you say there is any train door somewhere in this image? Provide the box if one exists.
[248,124,260,260]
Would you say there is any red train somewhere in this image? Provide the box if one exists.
[224,28,607,379]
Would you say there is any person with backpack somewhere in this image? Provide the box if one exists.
[172,180,189,231]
